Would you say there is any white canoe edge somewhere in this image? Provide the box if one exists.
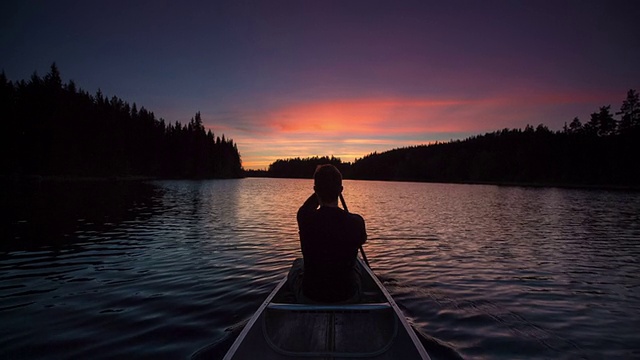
[222,276,288,360]
[357,258,431,360]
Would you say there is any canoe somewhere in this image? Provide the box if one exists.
[223,257,431,360]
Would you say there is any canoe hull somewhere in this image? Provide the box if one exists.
[223,258,430,360]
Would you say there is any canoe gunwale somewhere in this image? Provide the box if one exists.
[222,276,288,360]
[357,258,431,359]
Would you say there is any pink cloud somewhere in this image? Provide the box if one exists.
[209,89,619,169]
[262,97,482,135]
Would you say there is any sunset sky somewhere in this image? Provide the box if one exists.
[2,1,639,169]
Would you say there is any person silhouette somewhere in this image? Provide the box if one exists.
[290,164,367,303]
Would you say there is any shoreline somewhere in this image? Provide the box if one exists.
[244,174,640,192]
[4,174,638,192]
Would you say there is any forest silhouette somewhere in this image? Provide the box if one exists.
[255,90,640,188]
[3,63,638,187]
[1,63,243,179]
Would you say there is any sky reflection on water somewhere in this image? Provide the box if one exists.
[1,178,639,359]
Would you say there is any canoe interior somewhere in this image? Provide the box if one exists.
[224,258,430,360]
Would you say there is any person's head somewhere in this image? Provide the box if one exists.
[314,164,343,205]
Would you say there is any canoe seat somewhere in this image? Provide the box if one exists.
[267,302,392,313]
[262,302,399,357]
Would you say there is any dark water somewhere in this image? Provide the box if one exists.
[1,178,639,359]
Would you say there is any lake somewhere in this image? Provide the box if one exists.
[1,178,639,359]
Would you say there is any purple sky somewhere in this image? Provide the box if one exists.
[2,0,639,169]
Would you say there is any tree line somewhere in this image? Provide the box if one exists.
[266,156,351,178]
[0,63,243,179]
[251,89,640,188]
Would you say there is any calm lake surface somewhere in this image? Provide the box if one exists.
[1,178,639,359]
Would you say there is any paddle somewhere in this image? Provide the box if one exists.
[339,193,371,268]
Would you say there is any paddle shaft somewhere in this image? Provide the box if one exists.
[339,194,370,268]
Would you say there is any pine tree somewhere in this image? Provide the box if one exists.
[44,62,62,88]
[568,117,583,134]
[617,89,640,134]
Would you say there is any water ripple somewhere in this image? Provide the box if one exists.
[1,179,639,359]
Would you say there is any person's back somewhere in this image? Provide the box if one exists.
[296,164,367,303]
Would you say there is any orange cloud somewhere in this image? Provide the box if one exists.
[215,90,612,169]
[263,98,474,135]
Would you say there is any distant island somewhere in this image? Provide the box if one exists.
[250,90,640,189]
[1,63,243,180]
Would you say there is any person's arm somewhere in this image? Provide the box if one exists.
[297,193,319,227]
[297,193,319,255]
[345,213,367,246]
[300,193,319,212]
[359,216,367,246]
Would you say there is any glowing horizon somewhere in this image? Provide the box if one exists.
[206,91,622,170]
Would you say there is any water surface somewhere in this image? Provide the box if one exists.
[1,179,639,359]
